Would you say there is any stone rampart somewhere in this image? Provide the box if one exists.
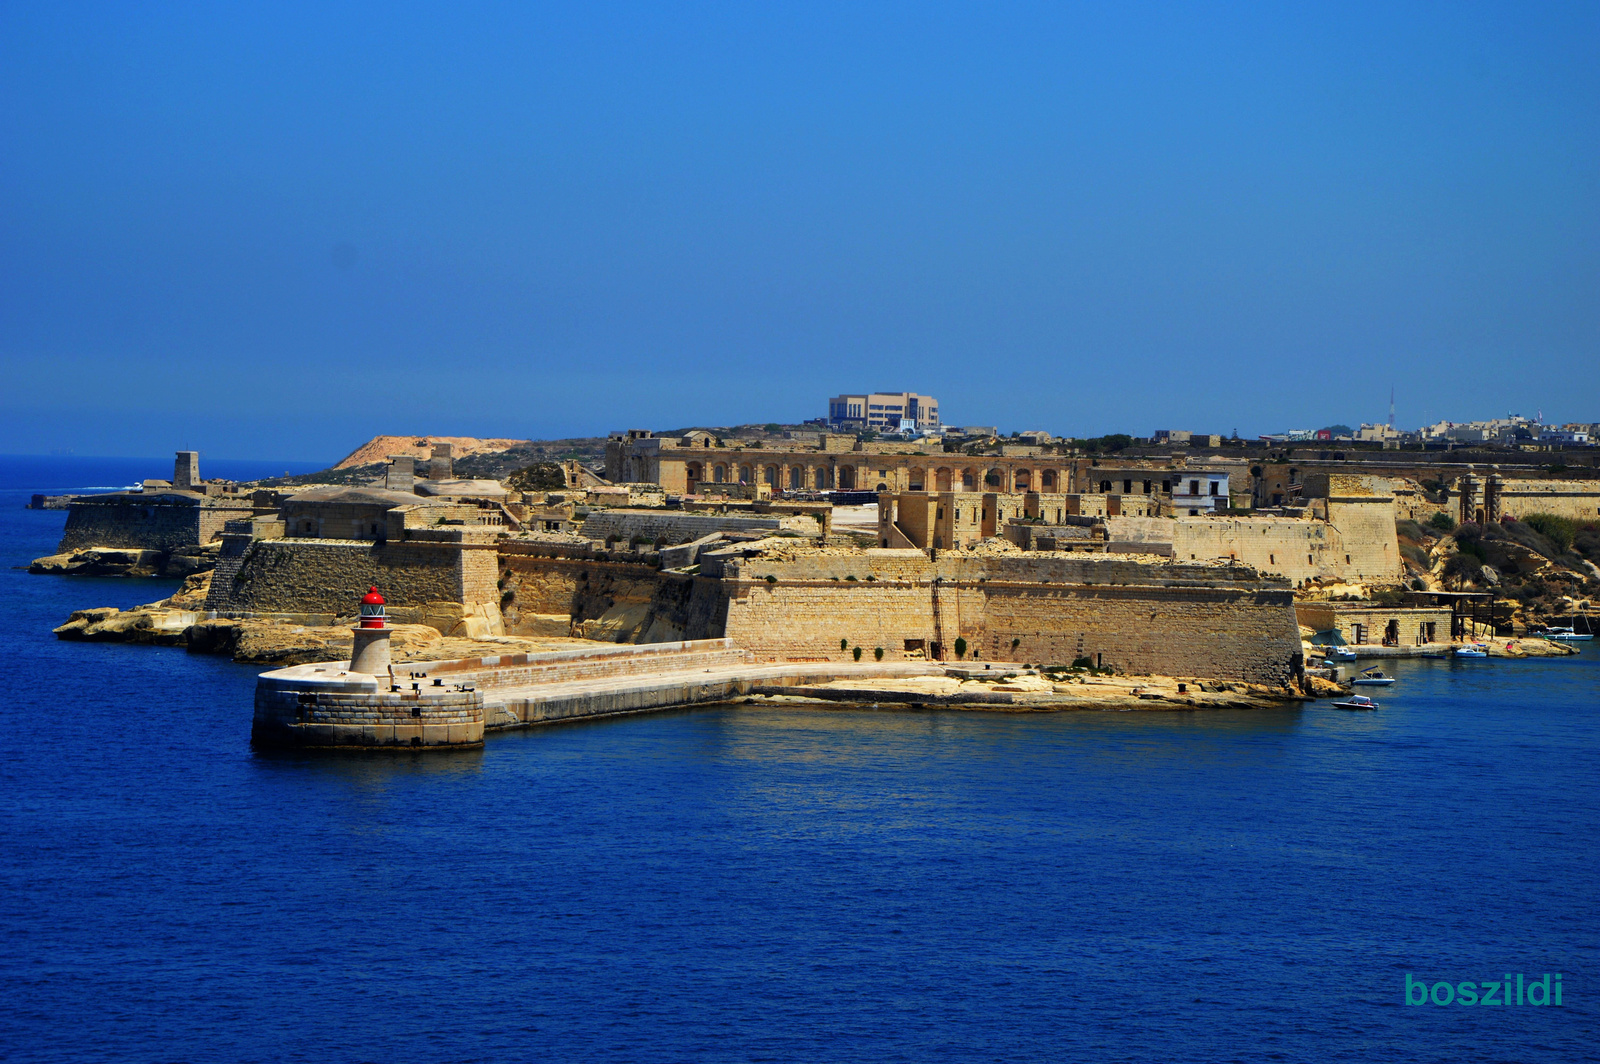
[715,549,1301,684]
[578,509,816,544]
[209,537,499,617]
[58,494,253,553]
[1482,480,1600,523]
[1103,496,1401,587]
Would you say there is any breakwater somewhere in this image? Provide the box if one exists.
[252,638,945,749]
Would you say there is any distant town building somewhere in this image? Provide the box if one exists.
[827,392,940,432]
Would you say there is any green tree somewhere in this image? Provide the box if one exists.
[1523,514,1578,553]
[954,636,968,658]
[507,461,568,493]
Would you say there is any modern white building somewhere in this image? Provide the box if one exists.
[827,392,941,432]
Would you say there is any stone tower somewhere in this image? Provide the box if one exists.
[173,451,200,493]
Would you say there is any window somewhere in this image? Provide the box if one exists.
[1189,479,1200,495]
[1143,480,1152,494]
[1269,554,1275,564]
[1123,479,1132,493]
[1209,481,1219,496]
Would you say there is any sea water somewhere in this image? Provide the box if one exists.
[1,458,1595,1063]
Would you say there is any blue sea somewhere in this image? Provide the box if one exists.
[2,457,1596,1062]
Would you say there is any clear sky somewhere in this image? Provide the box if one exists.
[3,2,1596,462]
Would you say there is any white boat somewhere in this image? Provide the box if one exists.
[1325,645,1357,661]
[1352,668,1396,686]
[1455,644,1488,658]
[1542,623,1594,642]
[1331,694,1379,710]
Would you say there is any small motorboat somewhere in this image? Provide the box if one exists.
[1331,694,1379,710]
[1325,645,1358,661]
[1352,668,1396,686]
[1455,644,1488,658]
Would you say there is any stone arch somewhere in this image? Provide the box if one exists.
[764,465,779,487]
[816,466,832,489]
[789,467,802,491]
[713,464,728,483]
[839,465,857,490]
[961,468,977,491]
[1041,469,1058,491]
[985,467,1005,489]
[1014,468,1032,491]
[739,464,753,484]
[935,467,953,491]
[685,462,703,492]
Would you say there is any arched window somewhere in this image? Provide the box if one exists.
[714,464,727,483]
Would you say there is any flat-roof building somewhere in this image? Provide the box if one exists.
[827,392,940,432]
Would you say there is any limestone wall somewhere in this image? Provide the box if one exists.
[578,509,816,544]
[1103,499,1401,587]
[717,550,1301,684]
[1485,480,1600,523]
[210,538,497,616]
[59,495,252,552]
[496,546,728,643]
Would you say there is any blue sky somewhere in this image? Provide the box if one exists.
[2,2,1596,462]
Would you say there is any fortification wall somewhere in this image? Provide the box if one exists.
[718,550,1300,683]
[1489,480,1600,522]
[1103,499,1401,586]
[578,510,815,544]
[211,538,497,615]
[59,496,249,552]
[496,546,728,643]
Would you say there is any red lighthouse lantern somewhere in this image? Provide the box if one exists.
[359,586,386,629]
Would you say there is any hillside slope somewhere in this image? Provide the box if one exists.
[333,435,530,469]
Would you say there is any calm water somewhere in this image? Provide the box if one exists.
[2,459,1596,1062]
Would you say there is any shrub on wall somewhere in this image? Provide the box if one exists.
[954,637,967,658]
[852,646,862,661]
[874,647,884,661]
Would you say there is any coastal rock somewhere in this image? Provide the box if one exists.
[31,548,165,577]
[164,571,213,608]
[1304,675,1349,697]
[54,606,199,645]
[28,543,217,578]
[186,619,449,666]
[1486,638,1577,658]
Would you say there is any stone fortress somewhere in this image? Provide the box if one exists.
[39,422,1600,749]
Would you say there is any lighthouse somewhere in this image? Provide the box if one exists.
[350,586,393,676]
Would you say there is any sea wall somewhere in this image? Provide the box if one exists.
[58,495,252,553]
[714,549,1302,684]
[252,672,483,748]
